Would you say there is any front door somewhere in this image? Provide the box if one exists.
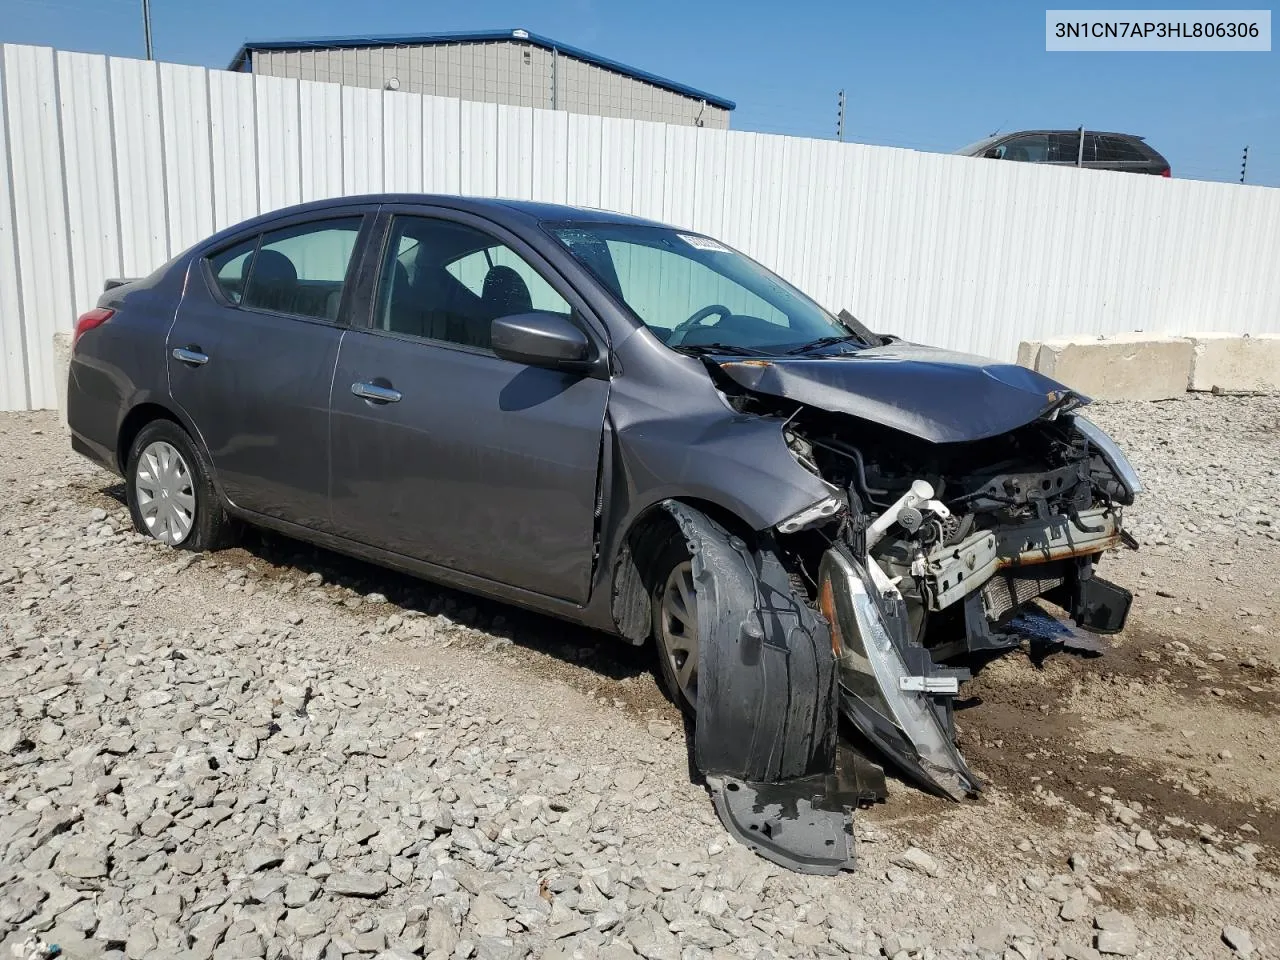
[168,213,369,528]
[329,211,609,603]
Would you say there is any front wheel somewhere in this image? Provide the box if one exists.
[650,535,699,715]
[125,420,232,552]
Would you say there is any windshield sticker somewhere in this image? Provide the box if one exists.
[679,233,731,253]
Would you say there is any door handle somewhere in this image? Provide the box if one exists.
[172,347,209,366]
[351,381,402,404]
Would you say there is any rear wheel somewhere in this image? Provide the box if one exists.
[650,535,699,715]
[125,420,232,552]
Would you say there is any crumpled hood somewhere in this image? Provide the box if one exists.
[714,342,1086,443]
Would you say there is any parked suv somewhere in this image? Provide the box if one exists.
[958,130,1171,176]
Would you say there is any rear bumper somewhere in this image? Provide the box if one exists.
[70,430,120,477]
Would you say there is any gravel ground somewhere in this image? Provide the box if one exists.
[0,395,1277,960]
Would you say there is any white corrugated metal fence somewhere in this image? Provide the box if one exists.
[2,42,1279,411]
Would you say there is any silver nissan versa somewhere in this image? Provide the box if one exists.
[68,194,1141,873]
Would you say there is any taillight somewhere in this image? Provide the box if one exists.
[1160,167,1171,177]
[73,308,115,347]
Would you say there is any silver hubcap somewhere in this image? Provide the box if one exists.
[135,441,196,545]
[659,560,699,707]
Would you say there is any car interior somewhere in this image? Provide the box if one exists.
[238,249,346,322]
[380,224,560,350]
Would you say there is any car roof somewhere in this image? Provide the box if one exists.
[957,130,1155,157]
[195,194,674,251]
[971,129,1147,142]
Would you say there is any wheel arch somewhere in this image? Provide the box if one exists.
[116,401,185,473]
[115,400,227,504]
[609,495,759,644]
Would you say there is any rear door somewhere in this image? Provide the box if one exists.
[1049,131,1089,166]
[328,207,610,602]
[168,211,373,527]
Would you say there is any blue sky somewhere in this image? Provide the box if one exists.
[2,0,1276,185]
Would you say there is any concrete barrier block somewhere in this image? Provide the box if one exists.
[1185,333,1280,393]
[1018,333,1194,401]
[53,332,71,434]
[1015,340,1040,370]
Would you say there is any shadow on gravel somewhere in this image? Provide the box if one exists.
[220,524,676,714]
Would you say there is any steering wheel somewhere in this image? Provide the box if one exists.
[667,304,732,346]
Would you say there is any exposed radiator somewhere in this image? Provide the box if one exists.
[982,567,1065,620]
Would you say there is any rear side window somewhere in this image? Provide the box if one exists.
[210,217,361,321]
[241,218,362,320]
[209,238,257,304]
[1049,132,1088,163]
[1094,136,1147,163]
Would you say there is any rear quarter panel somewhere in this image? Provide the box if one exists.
[67,260,190,472]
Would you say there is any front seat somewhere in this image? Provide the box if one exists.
[243,249,298,314]
[475,265,533,349]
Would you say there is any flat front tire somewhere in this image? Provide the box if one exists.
[125,420,231,552]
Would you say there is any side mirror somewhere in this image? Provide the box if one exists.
[983,147,1002,159]
[491,311,592,370]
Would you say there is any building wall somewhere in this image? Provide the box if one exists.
[251,43,731,129]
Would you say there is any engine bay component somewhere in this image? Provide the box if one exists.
[919,528,1000,611]
[982,568,1067,621]
[776,494,846,534]
[865,479,950,550]
[916,505,1121,613]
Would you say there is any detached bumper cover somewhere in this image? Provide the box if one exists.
[663,501,859,875]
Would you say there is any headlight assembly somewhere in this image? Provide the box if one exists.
[1073,416,1144,503]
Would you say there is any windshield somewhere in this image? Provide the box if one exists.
[957,135,1000,156]
[545,222,854,354]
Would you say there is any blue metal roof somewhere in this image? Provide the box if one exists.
[228,29,736,111]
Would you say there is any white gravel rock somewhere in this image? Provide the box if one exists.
[1,403,1278,960]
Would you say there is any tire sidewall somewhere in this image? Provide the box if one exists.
[125,420,221,552]
[648,533,697,716]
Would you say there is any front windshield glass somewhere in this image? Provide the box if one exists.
[958,135,999,156]
[546,222,853,354]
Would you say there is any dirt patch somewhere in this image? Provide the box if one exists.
[956,639,1280,863]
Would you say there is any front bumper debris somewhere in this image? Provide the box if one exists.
[820,545,980,800]
[919,506,1122,613]
[663,501,871,875]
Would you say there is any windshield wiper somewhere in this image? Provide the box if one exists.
[673,342,765,357]
[786,310,883,355]
[785,334,862,355]
[838,309,882,345]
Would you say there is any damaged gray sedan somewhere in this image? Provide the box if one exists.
[67,195,1140,875]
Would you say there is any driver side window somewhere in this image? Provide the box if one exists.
[376,216,571,350]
